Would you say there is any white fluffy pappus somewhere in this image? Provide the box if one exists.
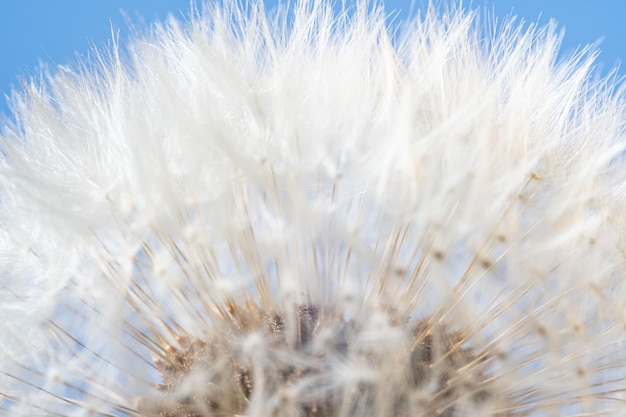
[2,1,626,416]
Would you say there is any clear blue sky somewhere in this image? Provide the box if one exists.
[1,1,624,119]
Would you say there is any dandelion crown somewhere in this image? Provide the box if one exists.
[2,1,626,416]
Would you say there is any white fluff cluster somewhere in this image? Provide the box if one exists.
[2,1,626,416]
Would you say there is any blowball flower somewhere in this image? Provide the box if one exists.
[2,1,626,416]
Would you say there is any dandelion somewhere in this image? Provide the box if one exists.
[2,0,626,416]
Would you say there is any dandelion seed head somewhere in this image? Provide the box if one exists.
[2,0,626,416]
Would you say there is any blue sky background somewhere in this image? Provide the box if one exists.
[0,1,624,120]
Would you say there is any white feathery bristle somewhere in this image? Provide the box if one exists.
[2,1,626,416]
